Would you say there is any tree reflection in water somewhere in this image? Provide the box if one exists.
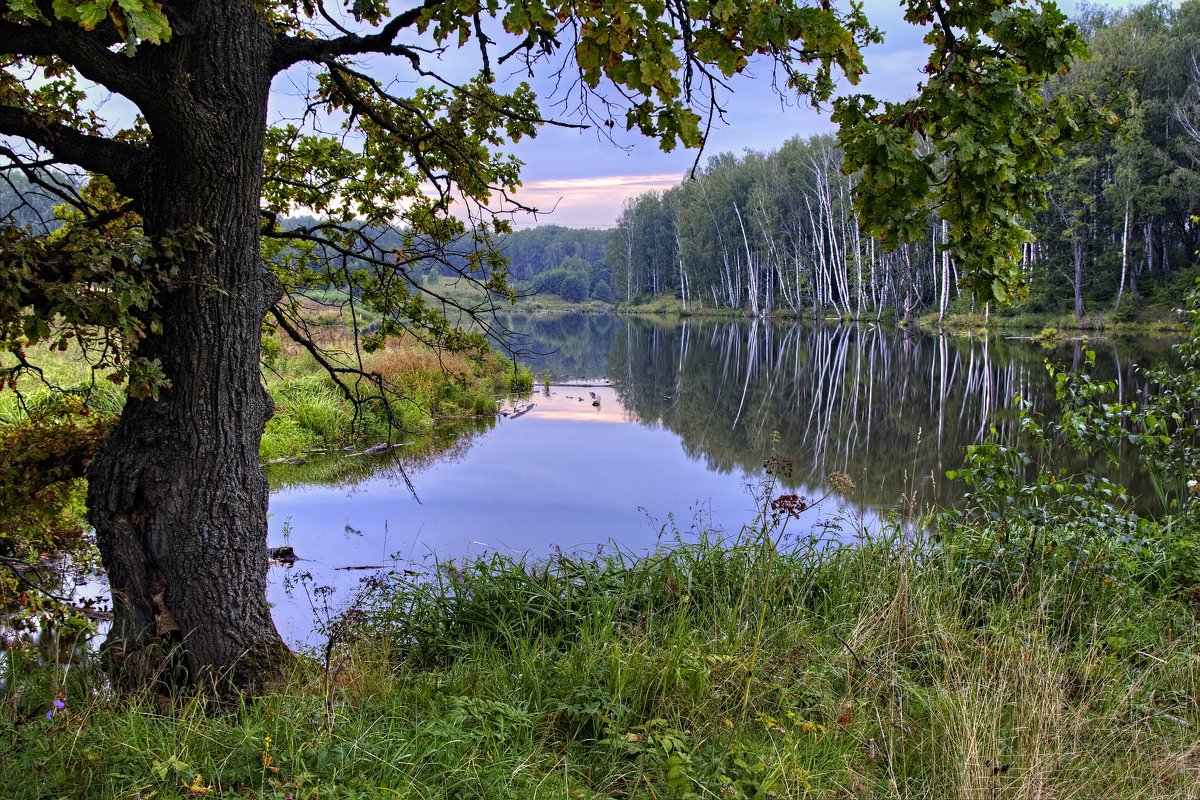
[509,313,1170,512]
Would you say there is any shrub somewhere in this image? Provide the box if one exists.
[558,274,588,303]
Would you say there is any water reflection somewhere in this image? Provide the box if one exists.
[518,315,1171,510]
[266,416,495,493]
[500,312,619,381]
[267,315,1174,646]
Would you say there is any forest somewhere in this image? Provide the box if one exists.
[0,185,620,307]
[603,1,1199,321]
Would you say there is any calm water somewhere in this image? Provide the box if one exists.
[266,315,1174,647]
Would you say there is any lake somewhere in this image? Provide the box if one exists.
[266,314,1175,647]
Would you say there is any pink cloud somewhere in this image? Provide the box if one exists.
[507,172,683,229]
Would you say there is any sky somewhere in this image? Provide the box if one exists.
[257,0,1158,230]
[499,0,927,227]
[406,0,1151,230]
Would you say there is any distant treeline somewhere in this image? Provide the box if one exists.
[0,171,72,231]
[499,226,613,302]
[270,215,614,302]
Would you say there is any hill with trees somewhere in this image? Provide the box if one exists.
[268,219,615,305]
[0,170,71,231]
[498,225,614,303]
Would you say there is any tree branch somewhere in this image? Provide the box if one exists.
[268,305,361,403]
[0,106,147,200]
[3,15,149,103]
[264,220,535,361]
[271,0,441,73]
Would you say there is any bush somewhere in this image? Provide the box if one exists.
[0,403,109,631]
[558,274,588,303]
[943,278,1200,598]
[590,278,613,303]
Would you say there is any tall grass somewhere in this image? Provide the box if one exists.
[5,504,1196,799]
[260,331,531,459]
[0,342,125,422]
[2,332,531,463]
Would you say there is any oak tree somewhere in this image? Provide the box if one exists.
[0,0,1083,694]
[0,0,877,692]
[834,0,1094,304]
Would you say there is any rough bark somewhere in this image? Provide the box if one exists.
[85,9,288,694]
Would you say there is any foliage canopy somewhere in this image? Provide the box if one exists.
[834,0,1097,304]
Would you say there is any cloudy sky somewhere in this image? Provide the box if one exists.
[465,0,1147,229]
[498,0,925,227]
[257,0,1152,230]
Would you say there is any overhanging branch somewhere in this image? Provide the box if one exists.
[0,106,147,200]
[3,14,148,104]
[264,220,534,360]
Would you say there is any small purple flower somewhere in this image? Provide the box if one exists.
[46,698,65,720]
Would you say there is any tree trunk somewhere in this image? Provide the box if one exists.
[1072,235,1085,324]
[939,220,950,323]
[1115,200,1129,313]
[86,11,288,694]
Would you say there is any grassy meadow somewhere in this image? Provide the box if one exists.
[3,499,1198,798]
[0,318,533,464]
[260,326,532,461]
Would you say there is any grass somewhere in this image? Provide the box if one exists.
[917,305,1186,337]
[4,493,1198,798]
[414,273,622,314]
[0,345,126,422]
[520,296,613,313]
[0,329,532,463]
[605,291,1191,333]
[616,296,753,317]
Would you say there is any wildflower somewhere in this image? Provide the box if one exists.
[764,454,794,479]
[45,698,65,720]
[184,773,215,795]
[828,472,855,494]
[771,493,809,518]
[1188,479,1198,496]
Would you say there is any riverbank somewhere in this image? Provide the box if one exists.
[7,298,1200,798]
[0,333,533,463]
[5,312,1200,798]
[260,330,533,460]
[4,507,1198,799]
[917,307,1185,338]
[604,293,1190,334]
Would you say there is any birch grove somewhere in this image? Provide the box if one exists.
[603,3,1198,320]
